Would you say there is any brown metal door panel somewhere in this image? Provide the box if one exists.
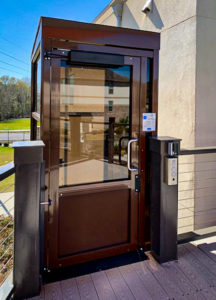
[58,187,130,256]
[47,46,144,269]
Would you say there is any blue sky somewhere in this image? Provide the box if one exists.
[0,0,110,80]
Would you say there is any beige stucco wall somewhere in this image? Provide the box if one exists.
[95,0,197,149]
[197,0,216,19]
[95,6,117,26]
[121,0,196,32]
[195,0,216,146]
[95,0,198,234]
[94,0,216,233]
[193,0,216,232]
[95,0,197,30]
[157,18,196,148]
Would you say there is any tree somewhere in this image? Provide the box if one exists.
[0,76,30,121]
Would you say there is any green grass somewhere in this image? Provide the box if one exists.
[0,118,30,130]
[0,147,14,193]
[0,147,14,166]
[0,118,30,193]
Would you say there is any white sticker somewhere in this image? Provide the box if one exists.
[142,113,156,132]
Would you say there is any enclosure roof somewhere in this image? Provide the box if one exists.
[31,16,160,60]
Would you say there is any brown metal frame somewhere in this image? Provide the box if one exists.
[31,17,160,269]
[49,50,140,268]
[31,46,40,140]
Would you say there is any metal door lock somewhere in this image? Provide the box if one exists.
[135,174,140,192]
[168,142,179,157]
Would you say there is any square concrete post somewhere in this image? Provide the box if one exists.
[12,141,44,299]
[149,137,181,263]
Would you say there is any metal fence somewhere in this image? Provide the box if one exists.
[0,127,40,144]
[0,130,30,144]
[0,161,15,294]
[178,147,216,240]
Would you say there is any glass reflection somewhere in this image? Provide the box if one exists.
[146,58,152,112]
[59,63,131,187]
[36,55,41,114]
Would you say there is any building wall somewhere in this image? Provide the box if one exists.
[95,0,197,149]
[94,0,198,233]
[95,0,196,30]
[122,0,196,32]
[196,0,216,146]
[193,0,216,231]
[95,6,117,26]
[95,0,216,233]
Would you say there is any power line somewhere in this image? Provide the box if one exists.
[0,36,27,52]
[0,49,30,66]
[0,60,29,73]
[0,66,26,76]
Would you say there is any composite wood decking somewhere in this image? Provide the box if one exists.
[29,236,216,300]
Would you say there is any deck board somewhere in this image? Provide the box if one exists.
[131,261,169,300]
[105,267,135,300]
[146,254,186,299]
[119,264,153,300]
[44,282,63,300]
[162,261,206,300]
[60,278,80,300]
[28,237,216,300]
[176,251,216,299]
[198,242,216,263]
[179,245,216,289]
[186,243,216,278]
[91,271,117,300]
[76,274,99,300]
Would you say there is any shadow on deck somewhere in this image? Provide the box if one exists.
[29,237,216,299]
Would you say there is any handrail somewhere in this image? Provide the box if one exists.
[180,146,216,155]
[0,162,15,181]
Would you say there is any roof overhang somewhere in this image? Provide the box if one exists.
[31,16,160,60]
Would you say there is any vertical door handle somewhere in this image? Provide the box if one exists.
[127,138,138,171]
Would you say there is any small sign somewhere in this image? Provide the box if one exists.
[142,113,156,132]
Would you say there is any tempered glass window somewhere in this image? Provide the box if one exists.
[32,54,41,140]
[108,82,114,94]
[146,58,153,112]
[108,100,113,112]
[59,62,131,187]
[36,55,41,114]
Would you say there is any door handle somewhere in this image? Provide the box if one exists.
[127,138,138,171]
[40,198,52,206]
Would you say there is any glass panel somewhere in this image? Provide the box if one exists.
[36,121,40,140]
[59,63,131,187]
[146,58,152,112]
[36,55,41,114]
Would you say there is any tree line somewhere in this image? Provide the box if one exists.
[0,76,30,121]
